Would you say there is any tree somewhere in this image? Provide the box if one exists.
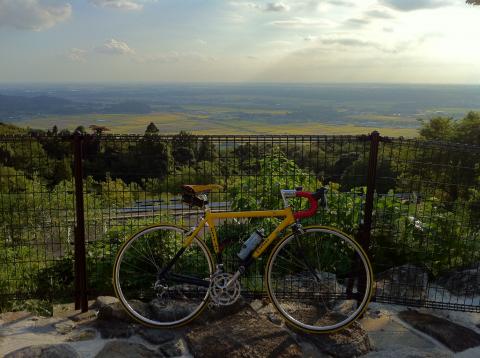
[197,137,218,162]
[454,111,480,145]
[467,1,480,5]
[134,137,171,179]
[172,131,197,166]
[74,125,86,134]
[419,117,454,141]
[89,125,110,135]
[145,122,159,135]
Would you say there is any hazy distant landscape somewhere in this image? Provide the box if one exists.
[2,83,480,136]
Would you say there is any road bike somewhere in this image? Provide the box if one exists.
[113,184,373,333]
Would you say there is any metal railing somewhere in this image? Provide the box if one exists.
[1,132,479,312]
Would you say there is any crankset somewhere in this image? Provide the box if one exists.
[208,272,241,306]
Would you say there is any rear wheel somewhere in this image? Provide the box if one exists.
[113,224,214,327]
[266,226,373,333]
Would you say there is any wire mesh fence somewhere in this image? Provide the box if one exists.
[1,132,479,312]
[0,135,75,308]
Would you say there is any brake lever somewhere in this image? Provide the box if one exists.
[314,187,328,209]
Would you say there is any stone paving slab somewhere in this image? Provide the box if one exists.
[399,310,480,353]
[2,298,480,358]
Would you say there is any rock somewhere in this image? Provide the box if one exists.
[95,340,163,358]
[69,310,97,323]
[158,339,188,357]
[67,328,97,342]
[138,328,175,344]
[5,344,81,358]
[398,310,480,353]
[95,320,136,339]
[375,264,428,301]
[54,319,76,334]
[185,306,302,357]
[95,296,119,308]
[97,298,150,323]
[364,345,452,358]
[250,299,264,311]
[436,263,480,296]
[282,271,343,295]
[0,311,31,323]
[299,320,372,357]
[149,298,201,323]
[267,312,283,326]
[198,296,250,323]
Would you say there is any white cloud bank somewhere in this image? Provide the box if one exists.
[380,0,452,11]
[0,0,71,31]
[95,39,135,55]
[89,0,144,11]
[67,48,87,62]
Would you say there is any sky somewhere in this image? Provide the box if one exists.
[0,0,480,84]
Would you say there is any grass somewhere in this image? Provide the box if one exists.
[13,111,419,137]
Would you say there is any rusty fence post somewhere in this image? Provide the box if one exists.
[362,131,380,249]
[357,130,380,301]
[73,134,88,312]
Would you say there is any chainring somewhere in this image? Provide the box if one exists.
[209,272,241,306]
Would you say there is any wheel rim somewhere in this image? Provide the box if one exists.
[267,227,372,332]
[114,225,213,326]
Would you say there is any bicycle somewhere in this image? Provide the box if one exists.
[113,184,373,333]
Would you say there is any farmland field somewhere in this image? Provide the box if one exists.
[14,111,418,137]
[2,83,480,137]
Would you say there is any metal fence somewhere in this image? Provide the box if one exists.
[1,132,479,312]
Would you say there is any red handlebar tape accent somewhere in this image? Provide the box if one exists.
[293,191,318,219]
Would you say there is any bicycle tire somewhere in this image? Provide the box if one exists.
[265,226,373,333]
[113,224,214,328]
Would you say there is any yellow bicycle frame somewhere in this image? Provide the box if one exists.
[182,207,296,259]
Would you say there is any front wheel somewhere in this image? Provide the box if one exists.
[113,224,214,328]
[266,226,373,333]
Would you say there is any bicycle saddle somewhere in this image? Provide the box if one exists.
[181,184,223,194]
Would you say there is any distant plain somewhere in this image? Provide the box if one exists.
[2,83,480,137]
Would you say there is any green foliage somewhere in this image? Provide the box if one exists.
[145,122,159,134]
[172,131,197,166]
[1,124,480,309]
[100,175,135,208]
[420,111,480,145]
[228,147,319,211]
[371,193,480,275]
[419,117,454,141]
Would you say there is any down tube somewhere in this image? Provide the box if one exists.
[252,217,294,258]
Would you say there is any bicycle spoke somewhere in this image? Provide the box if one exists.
[114,225,213,327]
[267,227,372,332]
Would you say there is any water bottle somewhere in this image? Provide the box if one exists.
[237,229,265,260]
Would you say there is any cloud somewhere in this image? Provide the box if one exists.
[322,38,377,48]
[364,9,395,19]
[95,39,135,55]
[89,0,144,10]
[303,35,317,41]
[0,0,72,31]
[137,51,216,63]
[320,34,439,54]
[231,1,290,12]
[327,0,354,6]
[379,0,452,11]
[269,17,335,28]
[264,2,290,12]
[67,48,87,62]
[345,18,370,27]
